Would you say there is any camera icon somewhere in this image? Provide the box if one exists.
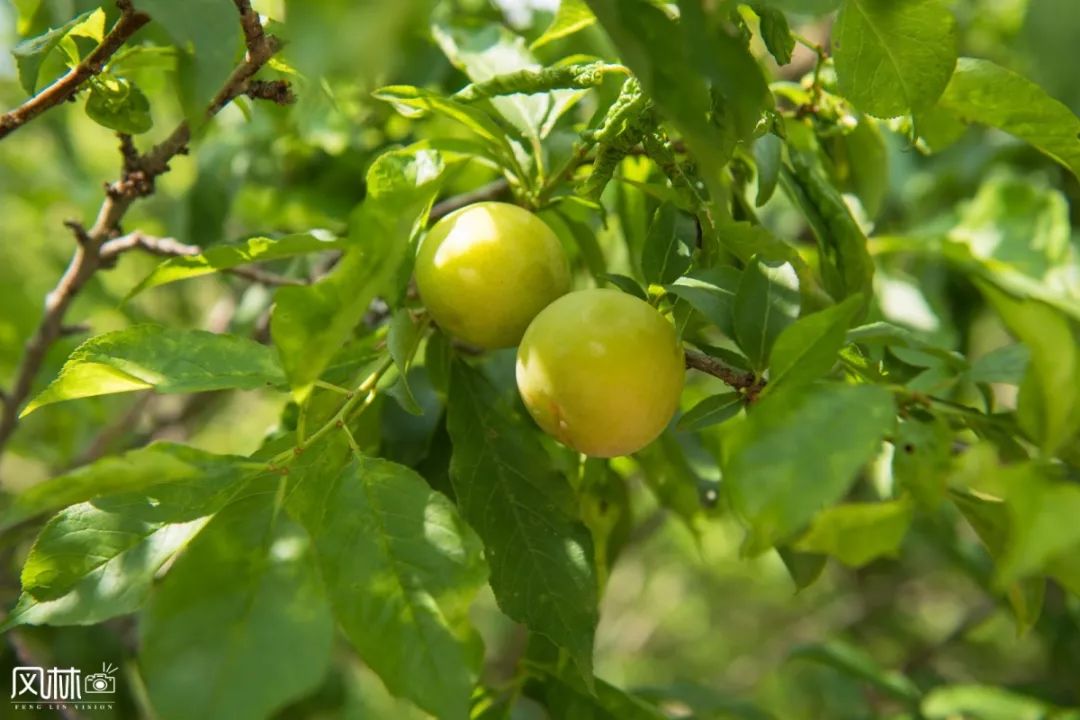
[84,671,116,694]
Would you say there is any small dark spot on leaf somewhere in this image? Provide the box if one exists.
[903,443,916,454]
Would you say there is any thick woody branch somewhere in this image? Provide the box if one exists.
[0,7,285,457]
[0,3,150,141]
[684,348,764,398]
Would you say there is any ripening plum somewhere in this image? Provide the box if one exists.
[415,202,570,349]
[516,289,685,457]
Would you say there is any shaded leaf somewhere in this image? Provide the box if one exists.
[665,266,742,338]
[447,362,598,678]
[678,392,742,432]
[733,257,798,372]
[790,640,921,704]
[531,0,596,50]
[723,383,895,554]
[288,450,487,720]
[766,294,862,394]
[142,493,334,720]
[642,203,693,286]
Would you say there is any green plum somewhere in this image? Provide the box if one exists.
[516,289,685,457]
[415,201,570,349]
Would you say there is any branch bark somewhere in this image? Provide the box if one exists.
[684,348,764,397]
[0,3,150,141]
[0,6,286,457]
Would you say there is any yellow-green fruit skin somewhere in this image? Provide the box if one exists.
[415,202,570,349]
[516,289,685,458]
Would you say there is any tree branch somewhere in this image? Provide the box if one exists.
[684,348,764,398]
[0,7,286,457]
[430,179,510,220]
[0,2,150,141]
[100,231,306,286]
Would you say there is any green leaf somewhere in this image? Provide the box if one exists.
[753,133,782,206]
[586,0,768,208]
[997,467,1080,585]
[723,383,895,554]
[678,392,743,432]
[777,546,827,591]
[128,233,342,298]
[921,685,1078,720]
[11,8,94,94]
[22,326,285,417]
[531,0,596,50]
[830,115,888,219]
[531,673,668,720]
[936,58,1080,179]
[373,86,519,171]
[84,74,153,134]
[892,415,952,507]
[132,0,242,124]
[641,203,693,286]
[603,273,648,301]
[950,175,1074,284]
[142,492,334,720]
[981,286,1080,455]
[288,451,486,720]
[665,266,742,338]
[833,0,958,118]
[434,22,581,141]
[784,129,874,315]
[447,362,598,678]
[793,497,913,567]
[790,640,921,704]
[3,454,246,629]
[967,344,1030,386]
[754,3,794,65]
[766,294,861,394]
[733,257,798,372]
[387,310,425,415]
[271,147,453,398]
[0,443,249,531]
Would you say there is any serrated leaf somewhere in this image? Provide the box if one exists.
[22,326,285,417]
[937,58,1080,179]
[833,0,958,118]
[142,492,334,720]
[723,383,895,554]
[678,392,742,432]
[11,8,93,94]
[288,450,486,720]
[794,497,913,567]
[3,451,247,630]
[531,0,596,50]
[272,148,454,398]
[642,203,693,286]
[0,443,248,531]
[766,294,861,394]
[665,266,741,337]
[733,257,798,372]
[84,74,153,134]
[447,362,598,678]
[128,233,342,298]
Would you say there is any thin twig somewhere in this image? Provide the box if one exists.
[0,7,285,457]
[684,348,763,397]
[430,179,509,220]
[101,231,306,286]
[0,2,150,141]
